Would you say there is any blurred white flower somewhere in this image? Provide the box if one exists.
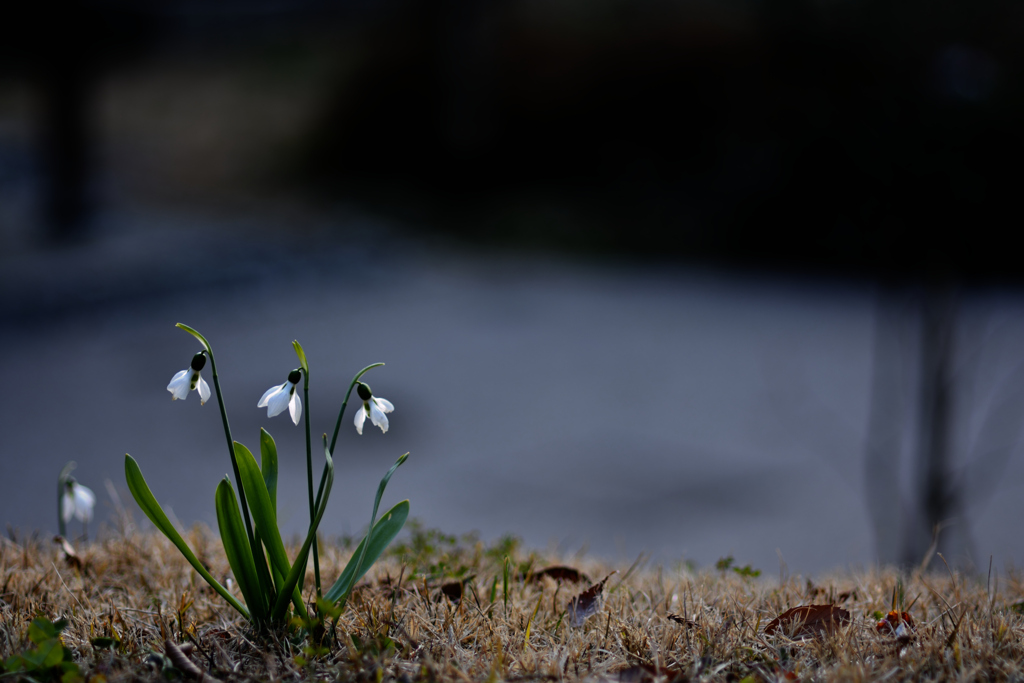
[354,383,394,434]
[167,353,211,405]
[258,370,302,425]
[62,481,96,524]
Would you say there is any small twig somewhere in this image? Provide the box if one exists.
[165,639,224,683]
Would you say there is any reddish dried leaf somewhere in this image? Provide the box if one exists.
[529,566,591,584]
[876,610,916,642]
[567,572,616,627]
[764,604,851,639]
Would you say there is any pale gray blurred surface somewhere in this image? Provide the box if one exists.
[3,211,1024,575]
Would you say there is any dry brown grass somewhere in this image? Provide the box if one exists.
[3,521,1024,682]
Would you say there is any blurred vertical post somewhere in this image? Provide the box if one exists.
[37,0,93,243]
[908,284,960,566]
[864,285,905,565]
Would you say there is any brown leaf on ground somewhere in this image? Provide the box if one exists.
[764,604,852,639]
[529,566,591,584]
[666,613,697,628]
[612,663,687,683]
[568,572,617,627]
[440,575,476,604]
[52,535,83,571]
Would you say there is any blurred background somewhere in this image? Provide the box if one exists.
[2,0,1024,575]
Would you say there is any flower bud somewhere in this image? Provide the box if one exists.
[356,383,373,401]
[288,369,302,384]
[190,352,207,371]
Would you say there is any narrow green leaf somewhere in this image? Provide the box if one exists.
[292,340,309,373]
[331,453,408,604]
[271,440,334,622]
[174,323,211,352]
[259,428,278,514]
[251,529,278,605]
[233,442,307,619]
[124,455,249,620]
[215,479,267,624]
[325,499,410,604]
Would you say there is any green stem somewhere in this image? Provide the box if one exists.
[57,480,65,538]
[313,363,385,516]
[303,368,321,597]
[175,324,258,558]
[207,350,258,555]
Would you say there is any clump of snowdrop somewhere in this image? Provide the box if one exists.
[124,323,410,628]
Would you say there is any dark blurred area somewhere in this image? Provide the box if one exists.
[2,0,1022,277]
[2,0,1024,573]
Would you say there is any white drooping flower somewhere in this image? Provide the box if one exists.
[167,352,211,405]
[258,369,303,426]
[62,480,96,524]
[353,382,394,435]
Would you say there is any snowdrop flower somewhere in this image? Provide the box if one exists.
[167,352,211,404]
[62,479,96,524]
[354,382,394,435]
[258,369,303,425]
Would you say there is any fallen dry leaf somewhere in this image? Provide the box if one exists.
[764,604,851,639]
[612,663,686,683]
[567,572,616,627]
[529,566,590,584]
[666,613,697,628]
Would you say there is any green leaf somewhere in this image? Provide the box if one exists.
[292,340,309,373]
[259,428,278,514]
[325,499,409,604]
[39,639,65,669]
[331,453,408,604]
[215,478,267,624]
[175,323,211,352]
[271,439,335,622]
[233,442,307,620]
[29,618,59,644]
[124,454,250,620]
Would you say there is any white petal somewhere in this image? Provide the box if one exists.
[74,485,95,522]
[167,369,191,400]
[62,492,75,523]
[198,376,211,405]
[369,400,389,433]
[288,391,302,425]
[354,404,367,435]
[257,384,281,408]
[267,388,290,418]
[374,397,394,413]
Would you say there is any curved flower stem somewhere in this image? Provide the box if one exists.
[328,363,385,455]
[302,368,321,597]
[313,363,385,514]
[176,323,257,555]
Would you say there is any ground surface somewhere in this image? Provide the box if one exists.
[3,525,1024,682]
